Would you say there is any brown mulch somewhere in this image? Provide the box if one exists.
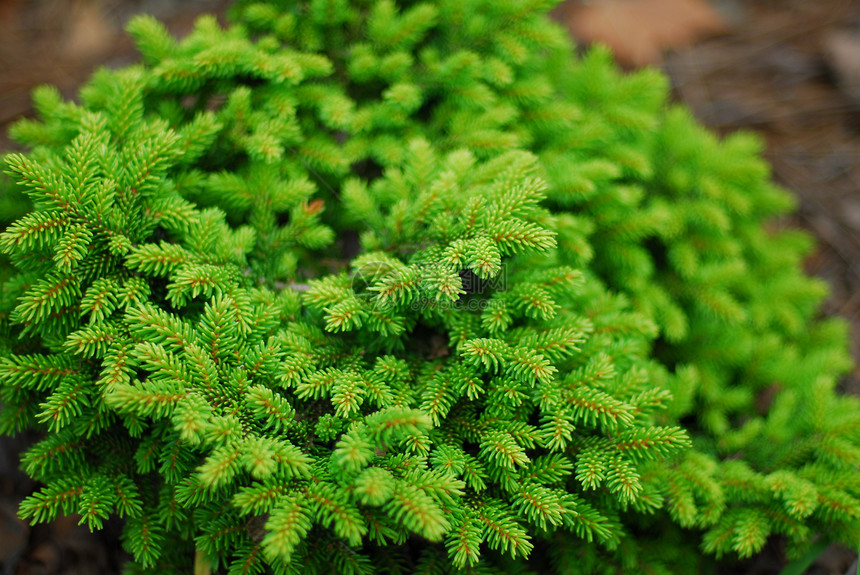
[1,0,859,573]
[0,0,230,152]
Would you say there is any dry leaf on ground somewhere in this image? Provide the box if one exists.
[555,0,729,66]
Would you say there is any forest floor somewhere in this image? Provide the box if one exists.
[0,0,859,573]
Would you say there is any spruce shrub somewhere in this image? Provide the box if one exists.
[0,1,858,573]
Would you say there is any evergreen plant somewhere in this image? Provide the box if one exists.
[0,1,858,573]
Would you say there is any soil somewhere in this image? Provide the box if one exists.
[1,0,859,573]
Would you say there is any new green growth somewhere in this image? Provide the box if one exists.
[0,1,857,573]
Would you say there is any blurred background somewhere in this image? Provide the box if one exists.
[0,0,859,573]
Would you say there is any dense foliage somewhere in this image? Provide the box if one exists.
[0,1,858,573]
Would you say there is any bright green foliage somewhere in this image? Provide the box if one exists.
[0,0,858,573]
